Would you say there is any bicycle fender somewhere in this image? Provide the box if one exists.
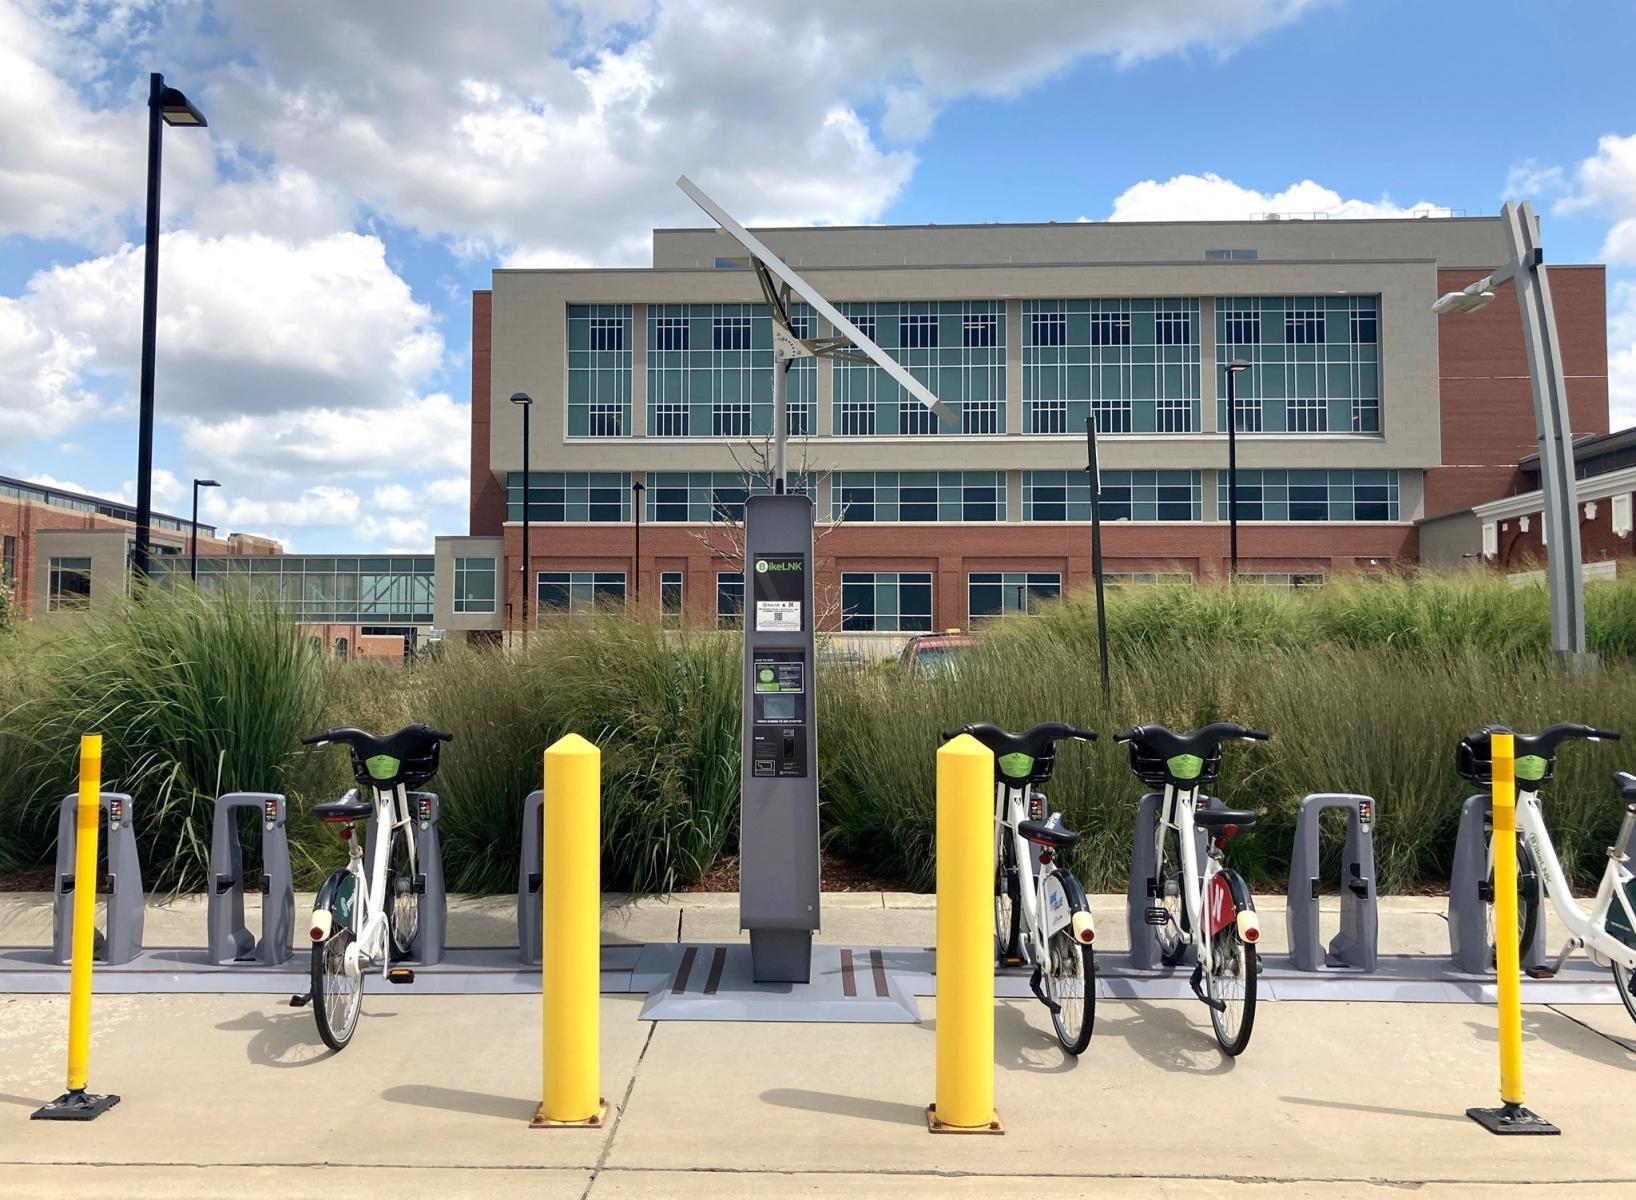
[1043,871,1090,940]
[1206,869,1258,942]
[311,868,357,937]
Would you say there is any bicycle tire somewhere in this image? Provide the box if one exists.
[1206,928,1257,1056]
[1613,960,1636,1027]
[388,823,419,962]
[1156,824,1190,967]
[312,926,362,1052]
[1045,929,1095,1056]
[995,839,1022,967]
[1484,835,1541,966]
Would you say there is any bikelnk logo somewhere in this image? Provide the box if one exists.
[755,559,768,573]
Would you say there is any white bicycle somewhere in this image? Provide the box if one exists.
[943,721,1098,1055]
[1456,724,1636,1022]
[1116,723,1268,1057]
[293,724,452,1051]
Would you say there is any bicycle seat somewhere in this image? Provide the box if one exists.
[1194,805,1258,833]
[1114,723,1269,788]
[1615,771,1636,807]
[302,724,454,790]
[1018,817,1079,849]
[1456,723,1620,787]
[312,796,372,823]
[941,722,1097,785]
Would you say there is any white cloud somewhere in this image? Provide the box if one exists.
[112,468,186,511]
[0,294,101,440]
[209,484,362,528]
[371,483,416,512]
[422,477,468,507]
[357,514,431,552]
[1557,132,1636,264]
[1107,172,1448,222]
[1505,160,1568,204]
[20,471,93,495]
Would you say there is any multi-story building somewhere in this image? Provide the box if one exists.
[439,215,1608,642]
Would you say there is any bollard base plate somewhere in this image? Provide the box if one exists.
[531,1098,608,1130]
[1466,1103,1559,1135]
[926,1103,1003,1134]
[32,1089,120,1121]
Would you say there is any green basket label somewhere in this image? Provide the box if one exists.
[365,754,400,781]
[1167,753,1204,781]
[1515,754,1548,782]
[997,752,1034,779]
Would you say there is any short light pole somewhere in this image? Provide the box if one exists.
[1224,359,1250,579]
[511,393,533,648]
[631,480,646,605]
[1434,201,1587,662]
[132,73,208,584]
[189,478,220,582]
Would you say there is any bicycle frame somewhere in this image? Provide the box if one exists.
[995,781,1084,966]
[1511,788,1636,971]
[325,782,418,980]
[1158,783,1216,975]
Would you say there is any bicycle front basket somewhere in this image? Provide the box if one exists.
[1129,740,1222,789]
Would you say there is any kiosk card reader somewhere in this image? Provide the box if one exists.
[740,493,821,983]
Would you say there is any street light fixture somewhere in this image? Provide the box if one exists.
[631,479,646,605]
[1224,358,1251,578]
[190,478,220,582]
[510,393,533,648]
[132,73,208,584]
[1432,201,1586,661]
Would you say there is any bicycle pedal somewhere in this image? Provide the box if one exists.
[288,992,311,1008]
[1525,965,1557,980]
[386,967,416,985]
[1143,906,1169,927]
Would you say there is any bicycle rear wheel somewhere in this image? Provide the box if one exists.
[1614,960,1636,1027]
[312,927,362,1052]
[388,824,419,962]
[1484,835,1541,966]
[1206,929,1257,1056]
[1044,929,1094,1056]
[1155,825,1190,967]
[995,839,1021,966]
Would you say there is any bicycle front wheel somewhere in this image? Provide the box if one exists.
[388,825,420,962]
[1045,929,1094,1056]
[312,927,363,1052]
[1206,929,1257,1056]
[1156,825,1189,967]
[1613,960,1636,1027]
[995,838,1022,966]
[1485,835,1541,966]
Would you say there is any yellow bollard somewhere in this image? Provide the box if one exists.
[532,733,606,1129]
[1466,729,1558,1134]
[929,733,1002,1134]
[33,735,121,1121]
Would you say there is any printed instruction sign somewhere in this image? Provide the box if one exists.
[752,555,804,632]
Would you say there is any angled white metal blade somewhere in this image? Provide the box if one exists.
[677,175,956,425]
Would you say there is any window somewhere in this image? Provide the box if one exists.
[714,315,751,350]
[849,314,877,344]
[713,399,751,437]
[660,571,684,629]
[1284,306,1324,344]
[1349,299,1377,344]
[841,571,933,632]
[716,572,743,628]
[537,571,626,615]
[1090,310,1131,346]
[968,572,1061,622]
[1024,469,1201,522]
[1205,248,1258,261]
[900,398,937,436]
[962,397,1001,434]
[900,312,938,348]
[1287,395,1327,433]
[1216,297,1379,435]
[453,556,497,614]
[1220,305,1260,345]
[183,556,434,623]
[507,472,630,522]
[652,403,689,437]
[589,317,623,351]
[2,534,14,584]
[334,637,348,661]
[1023,299,1199,435]
[831,472,1005,522]
[568,305,631,437]
[653,316,689,351]
[48,556,92,611]
[963,311,998,348]
[1238,572,1325,589]
[1217,470,1399,521]
[645,473,813,522]
[1107,572,1194,587]
[1031,309,1067,347]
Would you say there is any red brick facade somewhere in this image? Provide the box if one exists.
[1492,502,1633,571]
[469,291,506,536]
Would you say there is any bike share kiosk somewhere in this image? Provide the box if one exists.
[52,791,144,965]
[1284,794,1379,972]
[740,492,821,983]
[206,792,295,965]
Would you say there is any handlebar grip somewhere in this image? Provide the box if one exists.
[432,729,454,743]
[1243,730,1271,741]
[1071,727,1098,742]
[1593,729,1622,741]
[940,729,965,743]
[1113,729,1137,743]
[300,732,331,746]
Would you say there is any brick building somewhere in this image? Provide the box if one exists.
[434,214,1609,642]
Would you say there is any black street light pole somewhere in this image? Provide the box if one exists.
[189,478,220,582]
[1224,359,1250,580]
[1085,417,1110,703]
[631,480,646,605]
[511,393,532,648]
[132,72,208,584]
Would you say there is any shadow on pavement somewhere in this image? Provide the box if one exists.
[0,1091,47,1107]
[1279,1095,1469,1124]
[1089,999,1237,1077]
[760,1087,927,1128]
[1465,1009,1636,1069]
[215,1006,340,1067]
[381,1084,538,1121]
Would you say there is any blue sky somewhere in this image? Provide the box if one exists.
[2,0,1634,553]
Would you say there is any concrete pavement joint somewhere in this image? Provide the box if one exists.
[1546,1003,1636,1053]
[582,1020,659,1200]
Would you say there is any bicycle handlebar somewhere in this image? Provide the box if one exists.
[939,723,1097,744]
[1113,723,1269,745]
[301,724,455,748]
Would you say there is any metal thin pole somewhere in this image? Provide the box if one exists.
[772,359,790,494]
[189,480,200,582]
[633,486,642,602]
[1226,367,1240,580]
[132,72,165,583]
[1086,418,1110,703]
[520,403,531,648]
